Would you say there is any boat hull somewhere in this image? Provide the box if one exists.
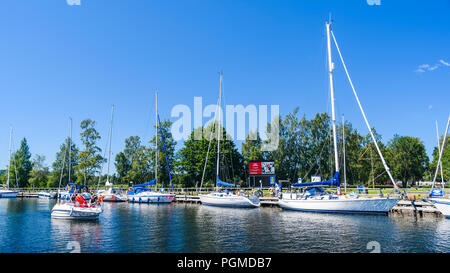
[199,194,260,208]
[278,194,398,214]
[127,192,174,203]
[102,194,127,202]
[51,203,102,220]
[38,192,57,199]
[429,198,450,218]
[0,190,18,198]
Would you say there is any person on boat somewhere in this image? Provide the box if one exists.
[74,194,88,208]
[89,194,98,207]
[69,190,77,202]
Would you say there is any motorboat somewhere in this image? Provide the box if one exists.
[199,189,260,208]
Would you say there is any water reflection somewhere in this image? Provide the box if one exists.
[0,199,449,253]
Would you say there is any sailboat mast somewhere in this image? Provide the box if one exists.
[216,72,223,186]
[432,114,450,187]
[68,118,72,183]
[326,22,340,175]
[155,91,158,191]
[342,115,347,193]
[330,28,399,190]
[106,105,114,184]
[7,127,12,189]
[436,120,445,187]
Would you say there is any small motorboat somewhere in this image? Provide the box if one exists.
[199,190,260,208]
[51,194,103,220]
[51,202,102,220]
[98,182,127,202]
[38,191,57,199]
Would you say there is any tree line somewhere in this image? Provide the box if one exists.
[1,110,448,189]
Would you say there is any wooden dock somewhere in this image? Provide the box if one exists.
[389,200,443,218]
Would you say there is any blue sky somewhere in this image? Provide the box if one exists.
[0,0,449,172]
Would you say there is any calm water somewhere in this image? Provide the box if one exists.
[0,198,449,253]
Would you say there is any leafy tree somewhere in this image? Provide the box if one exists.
[149,119,177,189]
[178,122,244,188]
[115,136,154,185]
[29,154,49,188]
[386,135,429,188]
[429,134,450,182]
[75,119,103,186]
[10,138,32,188]
[48,137,79,188]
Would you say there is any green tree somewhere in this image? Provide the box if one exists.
[178,122,244,188]
[48,137,79,188]
[429,134,450,182]
[76,119,103,186]
[149,119,177,189]
[29,154,49,188]
[386,135,429,188]
[10,138,32,188]
[115,136,154,185]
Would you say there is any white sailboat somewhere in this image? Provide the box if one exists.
[0,127,18,198]
[127,91,175,203]
[278,20,399,214]
[38,191,57,199]
[428,114,450,218]
[51,118,103,220]
[198,72,261,208]
[98,105,127,202]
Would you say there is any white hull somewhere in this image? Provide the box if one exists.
[38,192,57,199]
[127,192,174,203]
[98,188,127,202]
[199,193,260,208]
[102,193,127,202]
[429,198,450,218]
[279,194,398,214]
[0,190,18,198]
[51,203,102,220]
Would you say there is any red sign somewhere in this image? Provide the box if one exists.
[249,162,262,175]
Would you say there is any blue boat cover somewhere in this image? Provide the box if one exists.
[132,179,156,188]
[292,172,340,187]
[430,188,444,197]
[217,176,235,187]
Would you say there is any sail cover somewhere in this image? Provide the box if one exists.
[216,176,235,187]
[292,172,340,187]
[132,179,156,188]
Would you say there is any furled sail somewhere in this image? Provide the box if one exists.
[292,172,340,188]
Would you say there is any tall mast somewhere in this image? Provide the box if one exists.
[68,118,72,183]
[7,127,12,189]
[436,120,445,187]
[155,90,158,191]
[106,105,114,184]
[216,72,223,186]
[326,22,340,175]
[432,114,450,187]
[342,115,347,193]
[330,27,399,190]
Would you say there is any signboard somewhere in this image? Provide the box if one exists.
[261,162,275,175]
[249,162,262,175]
[270,176,275,185]
[249,161,275,175]
[298,178,302,183]
[311,176,321,182]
